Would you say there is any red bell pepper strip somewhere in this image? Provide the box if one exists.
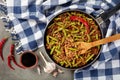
[70,16,90,34]
[7,44,24,70]
[0,37,8,61]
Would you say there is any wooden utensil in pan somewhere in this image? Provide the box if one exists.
[78,34,120,54]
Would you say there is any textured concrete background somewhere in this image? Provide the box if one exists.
[0,0,74,80]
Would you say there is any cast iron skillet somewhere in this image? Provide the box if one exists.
[43,3,120,70]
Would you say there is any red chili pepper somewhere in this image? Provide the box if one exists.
[7,44,24,70]
[10,43,15,55]
[0,37,8,61]
[70,16,90,34]
[7,56,15,70]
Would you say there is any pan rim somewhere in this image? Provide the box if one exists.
[43,9,104,70]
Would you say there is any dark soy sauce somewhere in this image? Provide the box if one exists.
[21,52,36,67]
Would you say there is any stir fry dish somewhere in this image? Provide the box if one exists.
[45,11,102,68]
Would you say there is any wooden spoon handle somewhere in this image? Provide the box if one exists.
[91,34,120,47]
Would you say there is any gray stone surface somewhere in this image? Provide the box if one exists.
[0,1,74,80]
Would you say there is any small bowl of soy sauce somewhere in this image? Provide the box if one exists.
[20,51,38,69]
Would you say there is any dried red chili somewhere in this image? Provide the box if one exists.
[0,37,8,61]
[7,44,24,70]
[70,16,90,33]
[7,56,15,70]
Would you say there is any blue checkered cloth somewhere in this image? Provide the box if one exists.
[0,0,120,80]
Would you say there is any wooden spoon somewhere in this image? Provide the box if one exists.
[79,34,120,54]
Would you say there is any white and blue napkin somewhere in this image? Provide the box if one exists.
[0,0,120,80]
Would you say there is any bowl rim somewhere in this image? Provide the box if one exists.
[20,50,38,69]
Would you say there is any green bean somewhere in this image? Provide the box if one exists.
[48,36,58,41]
[80,23,84,29]
[69,22,76,25]
[73,60,81,67]
[55,18,61,20]
[49,40,56,45]
[90,29,95,35]
[76,22,80,25]
[64,61,70,67]
[71,28,79,33]
[85,54,94,62]
[54,27,63,33]
[71,12,76,15]
[64,61,68,64]
[47,36,58,45]
[66,12,71,16]
[55,49,61,54]
[62,29,67,37]
[62,37,65,43]
[76,13,82,16]
[67,34,71,37]
[67,60,72,67]
[81,36,85,41]
[53,55,61,61]
[58,43,61,49]
[46,36,50,44]
[74,35,82,38]
[87,17,93,21]
[68,47,77,51]
[48,23,55,29]
[50,46,56,55]
[71,25,78,28]
[96,34,99,40]
[60,61,64,66]
[97,45,100,50]
[55,43,60,49]
[87,34,91,42]
[74,38,83,41]
[56,22,64,26]
[65,29,69,32]
[65,64,69,67]
[72,59,75,65]
[75,54,79,59]
[80,28,85,35]
[80,56,85,64]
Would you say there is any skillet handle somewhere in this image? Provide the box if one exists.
[97,3,120,24]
